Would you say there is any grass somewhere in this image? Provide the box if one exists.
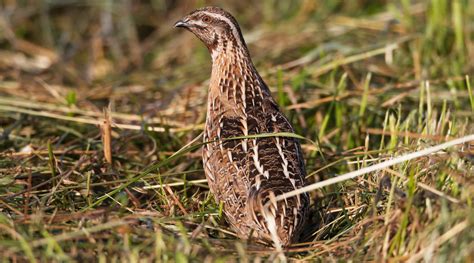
[0,0,473,261]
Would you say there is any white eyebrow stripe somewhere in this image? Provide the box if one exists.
[200,11,243,46]
[190,20,207,27]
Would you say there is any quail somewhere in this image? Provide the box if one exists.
[175,6,309,247]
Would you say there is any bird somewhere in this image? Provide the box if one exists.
[175,6,309,248]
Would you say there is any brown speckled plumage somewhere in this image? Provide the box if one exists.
[175,6,309,247]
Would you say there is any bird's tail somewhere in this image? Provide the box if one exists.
[247,186,308,248]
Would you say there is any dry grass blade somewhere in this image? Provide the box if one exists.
[0,104,203,133]
[384,168,460,203]
[407,220,469,263]
[310,37,413,77]
[275,135,474,202]
[101,108,113,164]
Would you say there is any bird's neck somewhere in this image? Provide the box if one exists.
[208,43,258,107]
[211,38,257,77]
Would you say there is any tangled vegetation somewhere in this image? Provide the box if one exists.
[0,0,473,261]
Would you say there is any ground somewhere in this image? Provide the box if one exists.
[0,0,473,262]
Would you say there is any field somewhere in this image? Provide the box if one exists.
[0,0,473,261]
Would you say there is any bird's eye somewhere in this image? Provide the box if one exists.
[203,16,210,23]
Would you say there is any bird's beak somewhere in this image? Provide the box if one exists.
[174,19,189,28]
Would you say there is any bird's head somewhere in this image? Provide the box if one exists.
[174,7,248,59]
